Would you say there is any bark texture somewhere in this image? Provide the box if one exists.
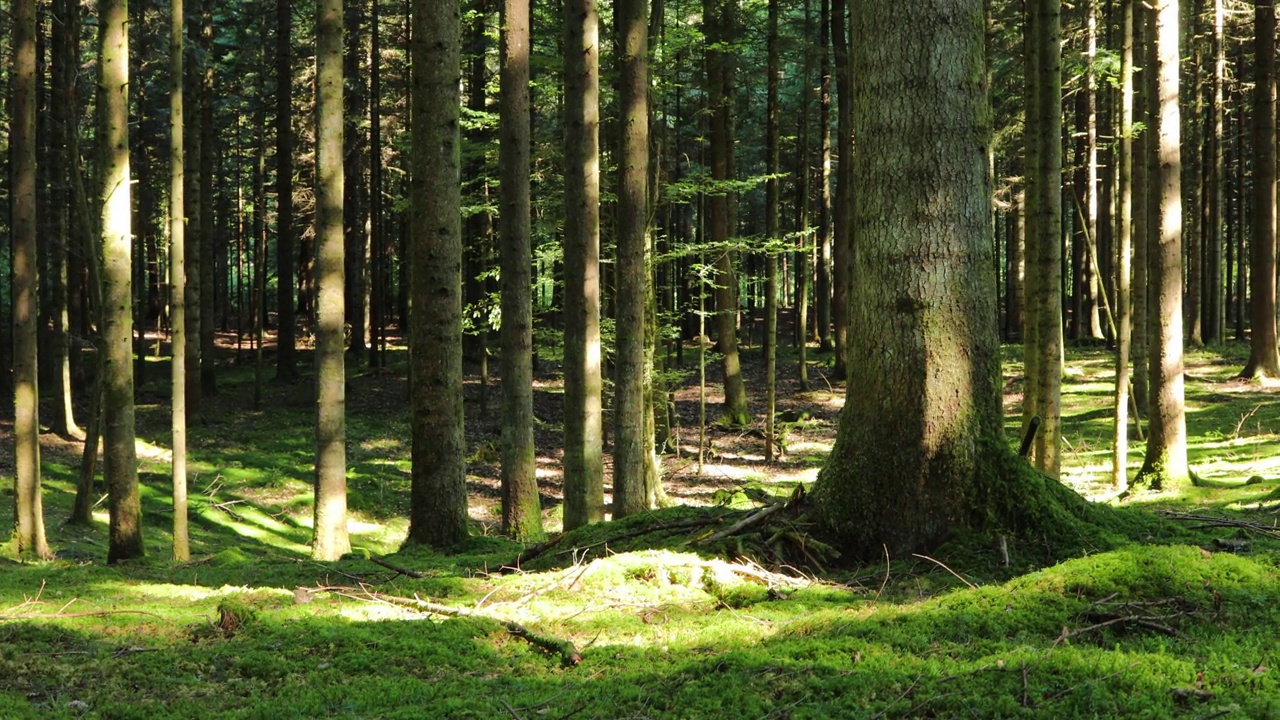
[1241,0,1280,380]
[812,0,1004,555]
[562,0,605,529]
[407,0,469,548]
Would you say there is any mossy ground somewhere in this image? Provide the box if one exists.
[3,340,1280,718]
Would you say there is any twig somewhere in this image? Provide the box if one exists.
[369,555,426,579]
[1156,511,1280,539]
[500,700,524,720]
[695,504,788,545]
[910,553,977,589]
[874,544,891,602]
[0,609,171,623]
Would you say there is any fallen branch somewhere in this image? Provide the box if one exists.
[694,485,807,547]
[337,587,581,666]
[0,609,171,623]
[369,555,426,579]
[1155,511,1280,539]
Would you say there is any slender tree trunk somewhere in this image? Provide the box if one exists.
[12,0,51,559]
[1131,6,1150,415]
[312,0,351,560]
[1027,0,1063,478]
[100,0,144,562]
[562,0,605,529]
[764,0,779,461]
[368,0,384,368]
[199,0,216,397]
[1241,0,1280,379]
[830,0,851,379]
[499,0,543,540]
[276,0,298,382]
[407,0,469,548]
[615,0,652,518]
[1203,0,1225,344]
[816,0,832,350]
[704,0,749,426]
[345,0,369,364]
[1114,0,1135,490]
[170,0,190,561]
[184,15,203,414]
[796,0,814,391]
[1137,0,1190,489]
[49,0,77,438]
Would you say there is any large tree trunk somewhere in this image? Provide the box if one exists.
[615,0,652,518]
[812,0,1006,556]
[407,0,468,548]
[1137,0,1190,489]
[12,0,51,559]
[1241,0,1280,380]
[312,0,351,560]
[170,0,191,561]
[100,0,144,562]
[499,0,543,540]
[562,0,605,529]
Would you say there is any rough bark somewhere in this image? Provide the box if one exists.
[615,0,652,518]
[562,0,605,529]
[812,0,1007,555]
[499,0,543,540]
[313,0,351,560]
[406,0,469,548]
[100,0,144,562]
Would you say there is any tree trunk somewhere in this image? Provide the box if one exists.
[796,0,814,390]
[1114,0,1135,490]
[816,0,832,350]
[812,0,1008,556]
[499,0,543,540]
[1131,6,1150,415]
[199,0,216,397]
[704,0,749,426]
[12,0,51,559]
[49,0,77,438]
[562,0,605,529]
[830,0,851,379]
[1136,0,1190,489]
[764,0,780,461]
[1203,0,1225,344]
[615,0,652,518]
[1242,0,1280,379]
[184,15,203,414]
[170,0,190,561]
[1026,0,1063,478]
[100,0,144,562]
[276,0,298,382]
[407,0,469,548]
[312,0,351,560]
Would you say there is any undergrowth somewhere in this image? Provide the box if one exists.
[2,344,1280,718]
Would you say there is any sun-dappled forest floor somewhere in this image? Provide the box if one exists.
[4,331,1280,718]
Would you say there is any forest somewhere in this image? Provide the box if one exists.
[4,0,1280,716]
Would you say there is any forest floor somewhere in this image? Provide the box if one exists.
[3,328,1280,718]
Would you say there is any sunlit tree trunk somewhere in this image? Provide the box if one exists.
[170,0,190,561]
[816,0,832,350]
[1137,0,1190,489]
[1131,7,1150,415]
[100,0,144,562]
[345,0,369,364]
[312,0,351,560]
[812,0,1005,556]
[562,0,605,529]
[1203,0,1225,344]
[12,0,51,559]
[499,0,543,540]
[406,0,468,548]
